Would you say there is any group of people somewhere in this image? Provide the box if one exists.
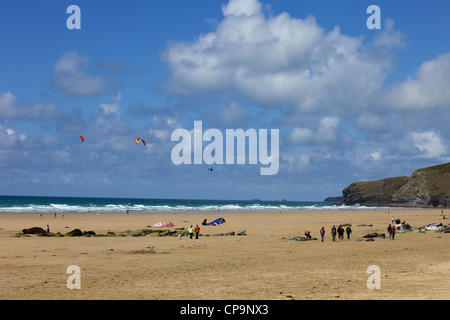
[317,225,352,242]
[188,225,201,239]
[387,224,396,240]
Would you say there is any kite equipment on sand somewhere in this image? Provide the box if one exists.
[152,222,175,227]
[208,218,226,226]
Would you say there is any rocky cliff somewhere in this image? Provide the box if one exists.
[342,163,450,208]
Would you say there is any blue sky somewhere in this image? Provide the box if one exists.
[1,0,449,201]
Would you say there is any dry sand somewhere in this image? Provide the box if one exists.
[0,209,449,300]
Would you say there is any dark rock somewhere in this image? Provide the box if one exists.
[324,196,344,203]
[362,233,385,238]
[22,227,46,235]
[288,236,318,241]
[65,229,83,237]
[356,238,375,242]
[342,162,450,207]
[343,176,410,206]
[82,231,96,237]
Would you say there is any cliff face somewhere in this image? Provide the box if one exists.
[342,163,450,208]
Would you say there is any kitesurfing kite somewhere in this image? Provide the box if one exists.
[78,135,84,142]
[136,138,146,146]
[208,166,213,171]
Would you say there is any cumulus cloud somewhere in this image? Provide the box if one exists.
[410,131,447,158]
[290,117,340,144]
[0,125,26,144]
[0,91,60,120]
[382,53,450,109]
[162,0,392,112]
[97,92,123,117]
[52,51,120,97]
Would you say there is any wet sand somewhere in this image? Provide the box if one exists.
[0,209,449,300]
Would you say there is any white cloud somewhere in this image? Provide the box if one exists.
[0,91,59,120]
[383,53,450,109]
[290,117,339,144]
[0,125,26,145]
[410,131,446,158]
[369,150,382,162]
[52,51,119,97]
[98,93,122,116]
[290,127,313,144]
[163,0,391,112]
[222,0,262,16]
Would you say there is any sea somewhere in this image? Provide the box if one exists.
[0,195,383,214]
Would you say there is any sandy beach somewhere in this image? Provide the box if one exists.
[0,208,449,300]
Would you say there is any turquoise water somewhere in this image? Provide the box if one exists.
[0,195,353,213]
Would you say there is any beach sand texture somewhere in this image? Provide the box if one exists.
[1,209,449,300]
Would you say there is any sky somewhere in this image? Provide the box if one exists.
[0,0,449,201]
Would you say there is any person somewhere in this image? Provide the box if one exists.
[188,225,195,239]
[346,226,352,240]
[40,212,42,218]
[338,226,344,240]
[305,231,312,239]
[195,224,200,239]
[202,219,208,226]
[391,225,396,240]
[320,227,325,242]
[331,225,337,242]
[387,224,392,239]
[45,225,50,233]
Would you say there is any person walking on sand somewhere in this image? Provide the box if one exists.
[195,224,200,239]
[346,226,352,240]
[337,226,344,240]
[188,225,195,239]
[331,225,337,242]
[387,224,392,239]
[320,227,325,242]
[391,225,396,240]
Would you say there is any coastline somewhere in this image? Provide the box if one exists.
[1,208,449,300]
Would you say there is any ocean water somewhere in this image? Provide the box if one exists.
[0,195,363,213]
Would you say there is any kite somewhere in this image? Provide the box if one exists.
[208,166,213,171]
[78,135,84,142]
[136,138,146,146]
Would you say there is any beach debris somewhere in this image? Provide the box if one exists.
[355,238,375,242]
